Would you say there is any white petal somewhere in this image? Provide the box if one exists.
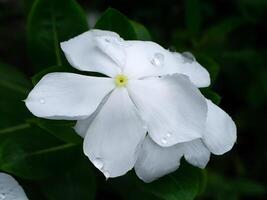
[83,88,146,178]
[122,41,210,87]
[134,137,209,183]
[181,139,210,169]
[74,94,109,138]
[0,173,28,200]
[203,99,237,155]
[60,29,123,77]
[134,136,183,183]
[128,74,207,147]
[74,112,97,138]
[123,41,166,79]
[25,73,114,120]
[169,52,210,88]
[95,35,126,68]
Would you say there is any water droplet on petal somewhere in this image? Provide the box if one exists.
[103,170,110,179]
[162,137,167,144]
[167,132,172,137]
[93,158,104,169]
[181,52,196,63]
[39,99,45,104]
[151,53,164,67]
[104,38,111,43]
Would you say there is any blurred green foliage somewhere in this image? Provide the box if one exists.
[0,0,266,199]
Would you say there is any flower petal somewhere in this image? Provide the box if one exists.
[74,94,110,138]
[203,99,237,155]
[83,88,146,178]
[60,29,123,77]
[123,41,210,87]
[135,137,210,183]
[181,139,210,169]
[134,136,183,183]
[128,74,207,147]
[170,52,210,87]
[0,173,28,200]
[25,73,114,120]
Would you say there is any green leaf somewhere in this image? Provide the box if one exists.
[40,157,96,200]
[95,8,137,40]
[0,63,31,129]
[201,88,221,105]
[110,161,205,200]
[130,20,152,41]
[23,0,37,14]
[185,0,202,37]
[31,118,82,144]
[0,125,80,180]
[198,17,243,49]
[204,172,266,199]
[27,0,88,71]
[141,162,205,200]
[197,54,220,85]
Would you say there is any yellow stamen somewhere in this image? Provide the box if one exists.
[114,74,128,87]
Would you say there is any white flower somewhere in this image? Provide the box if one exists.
[25,29,237,182]
[0,173,28,200]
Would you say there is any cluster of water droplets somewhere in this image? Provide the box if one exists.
[161,132,173,145]
[151,52,164,67]
[92,158,110,179]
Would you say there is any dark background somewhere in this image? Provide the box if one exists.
[1,0,267,199]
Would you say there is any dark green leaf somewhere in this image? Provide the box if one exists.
[185,0,202,37]
[201,88,221,105]
[0,63,31,129]
[204,172,266,199]
[40,157,96,200]
[23,0,37,14]
[141,162,205,200]
[130,20,152,41]
[110,161,205,200]
[197,54,220,85]
[199,17,243,49]
[27,0,88,71]
[95,8,137,40]
[0,125,80,180]
[31,118,82,144]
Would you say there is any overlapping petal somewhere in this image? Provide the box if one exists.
[134,136,210,183]
[134,136,183,183]
[182,139,210,168]
[203,99,237,155]
[128,74,207,147]
[60,29,124,77]
[123,41,210,87]
[0,173,28,200]
[25,73,114,120]
[83,88,147,178]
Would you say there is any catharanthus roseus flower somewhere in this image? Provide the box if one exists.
[25,29,236,182]
[0,173,28,200]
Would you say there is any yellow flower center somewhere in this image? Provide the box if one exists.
[114,74,128,87]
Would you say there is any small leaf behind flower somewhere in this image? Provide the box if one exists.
[95,8,137,40]
[0,125,80,180]
[27,0,88,71]
[109,161,205,200]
